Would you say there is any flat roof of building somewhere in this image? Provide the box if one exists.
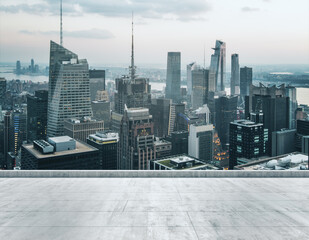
[0,172,308,239]
[154,155,219,170]
[235,152,308,170]
[23,141,97,159]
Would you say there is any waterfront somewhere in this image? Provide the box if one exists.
[1,65,308,105]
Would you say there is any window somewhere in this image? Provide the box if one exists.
[237,134,242,142]
[237,146,242,153]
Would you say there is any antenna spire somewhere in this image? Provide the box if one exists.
[129,12,136,81]
[60,0,63,46]
[203,43,206,69]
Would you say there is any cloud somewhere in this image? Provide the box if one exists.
[241,7,260,12]
[0,0,212,21]
[19,29,115,39]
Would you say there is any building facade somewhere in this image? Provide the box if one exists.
[27,90,48,142]
[87,131,118,170]
[47,41,92,137]
[240,67,252,98]
[231,54,240,95]
[118,107,155,170]
[209,40,226,92]
[188,124,213,163]
[229,120,265,169]
[166,52,181,103]
[191,68,209,109]
[63,117,104,143]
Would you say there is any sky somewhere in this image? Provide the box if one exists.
[0,0,309,68]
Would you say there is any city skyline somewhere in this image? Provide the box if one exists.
[0,0,309,66]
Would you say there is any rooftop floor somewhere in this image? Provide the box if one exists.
[0,173,309,239]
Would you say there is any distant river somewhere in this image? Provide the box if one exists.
[1,66,308,105]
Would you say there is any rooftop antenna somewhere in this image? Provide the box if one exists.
[60,0,63,46]
[129,12,136,81]
[203,43,206,69]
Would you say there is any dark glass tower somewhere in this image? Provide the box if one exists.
[27,90,48,142]
[240,67,252,98]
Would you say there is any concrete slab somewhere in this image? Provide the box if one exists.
[0,177,308,239]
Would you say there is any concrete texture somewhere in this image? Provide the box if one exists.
[0,177,309,239]
[1,170,309,178]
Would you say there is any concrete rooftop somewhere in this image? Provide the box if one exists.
[0,171,309,239]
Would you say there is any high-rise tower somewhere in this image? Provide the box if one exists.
[166,52,181,103]
[47,41,92,137]
[231,54,240,95]
[209,40,226,92]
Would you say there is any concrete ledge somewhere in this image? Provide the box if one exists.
[0,170,309,178]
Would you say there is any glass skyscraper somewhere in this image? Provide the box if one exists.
[47,41,92,137]
[166,52,181,103]
[231,54,240,95]
[209,40,226,92]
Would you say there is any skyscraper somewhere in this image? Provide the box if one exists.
[208,94,238,148]
[231,54,240,95]
[188,124,213,163]
[150,98,172,137]
[87,131,119,170]
[166,52,181,103]
[47,41,92,137]
[209,40,226,92]
[187,62,197,97]
[286,86,297,129]
[191,68,209,109]
[114,77,151,114]
[118,107,154,170]
[229,120,265,169]
[27,90,48,142]
[89,70,105,101]
[16,61,21,74]
[0,78,6,107]
[245,83,289,155]
[240,67,252,98]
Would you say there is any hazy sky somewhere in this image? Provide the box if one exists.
[0,0,309,67]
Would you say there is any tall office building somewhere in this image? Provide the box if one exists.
[187,62,197,97]
[150,98,172,137]
[118,107,154,170]
[209,40,226,92]
[295,119,309,151]
[286,86,297,129]
[229,120,265,169]
[114,77,151,114]
[63,117,104,143]
[16,61,21,74]
[208,94,238,148]
[188,124,213,163]
[3,112,10,169]
[91,100,111,128]
[87,131,119,170]
[272,129,296,156]
[31,59,35,73]
[47,41,92,137]
[0,78,6,107]
[27,90,48,142]
[166,52,181,103]
[89,70,105,101]
[166,131,189,155]
[231,54,240,95]
[240,67,252,98]
[245,83,289,156]
[192,68,209,109]
[11,109,27,155]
